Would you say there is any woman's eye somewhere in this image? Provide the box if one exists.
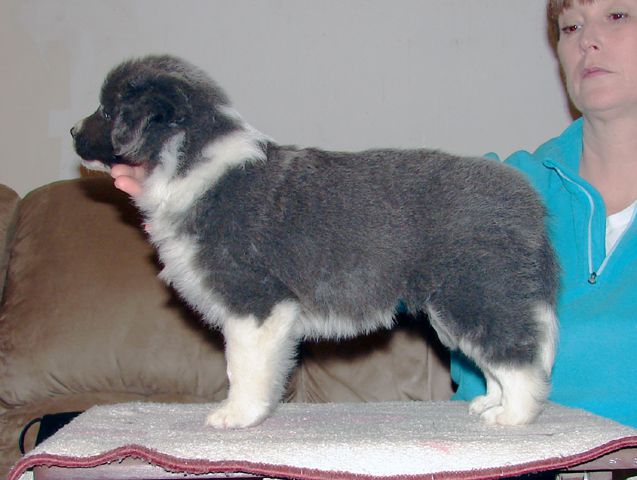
[609,11,629,21]
[560,24,580,35]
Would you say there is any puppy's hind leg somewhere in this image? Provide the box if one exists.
[206,301,300,429]
[479,302,558,426]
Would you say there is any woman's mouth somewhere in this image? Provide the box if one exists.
[582,66,610,79]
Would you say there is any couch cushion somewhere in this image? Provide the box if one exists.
[0,178,229,410]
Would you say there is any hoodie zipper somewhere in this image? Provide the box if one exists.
[549,165,637,284]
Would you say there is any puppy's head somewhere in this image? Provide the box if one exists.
[72,55,233,172]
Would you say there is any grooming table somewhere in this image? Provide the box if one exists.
[9,401,637,480]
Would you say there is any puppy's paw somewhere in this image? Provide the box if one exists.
[205,400,270,429]
[469,395,500,416]
[479,405,505,425]
[480,405,537,426]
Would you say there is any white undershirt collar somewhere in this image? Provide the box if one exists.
[606,200,637,253]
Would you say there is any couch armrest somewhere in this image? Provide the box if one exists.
[0,184,19,300]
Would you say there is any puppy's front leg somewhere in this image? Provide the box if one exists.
[206,301,300,429]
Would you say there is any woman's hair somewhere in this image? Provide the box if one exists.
[547,0,596,40]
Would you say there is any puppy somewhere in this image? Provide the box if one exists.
[72,55,559,428]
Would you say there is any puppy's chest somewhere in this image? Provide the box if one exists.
[139,192,237,276]
[137,192,204,282]
[137,175,264,289]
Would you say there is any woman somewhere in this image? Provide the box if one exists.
[111,0,637,427]
[454,0,637,428]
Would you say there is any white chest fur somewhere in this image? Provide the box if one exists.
[134,127,269,326]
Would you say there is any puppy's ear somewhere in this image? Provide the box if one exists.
[127,74,192,123]
[111,74,192,158]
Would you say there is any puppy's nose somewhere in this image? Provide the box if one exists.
[70,119,84,138]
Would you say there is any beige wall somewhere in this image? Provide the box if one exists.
[1,0,573,197]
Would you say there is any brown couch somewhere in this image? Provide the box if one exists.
[0,177,453,475]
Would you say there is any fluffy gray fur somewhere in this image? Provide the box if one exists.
[72,55,559,427]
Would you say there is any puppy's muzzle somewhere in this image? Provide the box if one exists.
[70,119,84,140]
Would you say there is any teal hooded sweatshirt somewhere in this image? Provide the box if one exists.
[451,118,637,428]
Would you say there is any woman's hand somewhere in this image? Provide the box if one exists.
[111,164,152,232]
[111,164,145,197]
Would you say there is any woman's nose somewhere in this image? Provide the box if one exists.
[579,25,601,52]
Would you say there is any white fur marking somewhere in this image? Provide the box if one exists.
[138,127,268,216]
[154,234,229,324]
[297,308,395,340]
[206,301,300,428]
[425,302,457,349]
[535,301,559,376]
[469,368,502,416]
[134,127,271,328]
[479,366,549,425]
[81,159,110,173]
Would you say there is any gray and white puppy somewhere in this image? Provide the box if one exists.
[72,55,559,428]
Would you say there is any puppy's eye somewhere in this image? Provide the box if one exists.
[99,106,112,120]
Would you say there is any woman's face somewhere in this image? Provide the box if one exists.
[557,0,637,117]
